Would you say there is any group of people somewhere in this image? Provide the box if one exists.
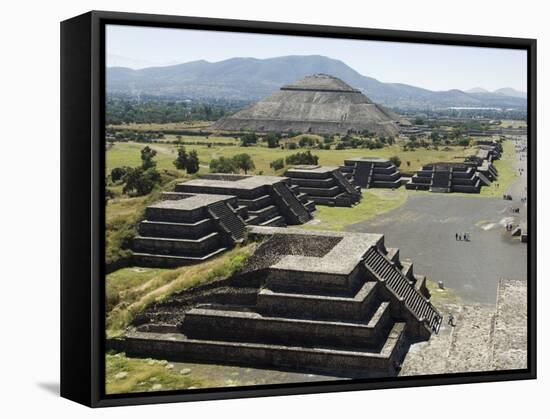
[455,232,470,241]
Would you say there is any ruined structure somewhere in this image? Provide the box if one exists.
[214,74,403,136]
[176,174,315,225]
[476,139,503,159]
[464,140,502,183]
[113,227,442,378]
[133,193,247,267]
[284,165,361,207]
[133,175,316,266]
[340,157,403,189]
[406,163,483,193]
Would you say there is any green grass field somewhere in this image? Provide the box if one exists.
[106,141,476,175]
[108,121,211,131]
[478,140,518,197]
[499,120,527,129]
[106,353,209,394]
[301,188,409,231]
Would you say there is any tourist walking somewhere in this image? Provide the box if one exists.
[448,314,456,327]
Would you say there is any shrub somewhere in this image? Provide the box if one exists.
[285,151,319,166]
[240,133,258,147]
[323,135,334,144]
[266,132,281,148]
[389,155,402,168]
[298,136,316,148]
[209,156,238,173]
[270,158,285,171]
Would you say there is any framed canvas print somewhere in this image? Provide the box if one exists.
[60,10,536,407]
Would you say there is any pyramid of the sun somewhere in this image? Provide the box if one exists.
[214,74,402,135]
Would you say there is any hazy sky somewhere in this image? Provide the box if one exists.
[106,24,527,92]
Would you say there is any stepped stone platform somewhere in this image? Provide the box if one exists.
[285,165,361,207]
[111,227,442,378]
[406,162,483,193]
[133,193,247,268]
[340,157,403,189]
[176,174,314,226]
[477,139,503,160]
[465,141,502,182]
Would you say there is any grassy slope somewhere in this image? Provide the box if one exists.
[106,245,254,337]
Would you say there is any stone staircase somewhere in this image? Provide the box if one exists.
[363,247,442,333]
[272,182,312,224]
[430,170,451,193]
[333,168,361,197]
[354,161,373,188]
[207,201,247,242]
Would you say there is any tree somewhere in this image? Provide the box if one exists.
[266,132,280,148]
[458,137,471,147]
[240,133,258,147]
[430,131,441,143]
[298,136,316,148]
[323,135,334,145]
[140,146,157,169]
[414,117,425,125]
[210,156,238,173]
[122,167,161,196]
[389,155,402,168]
[173,147,188,170]
[111,166,129,183]
[233,153,256,174]
[186,150,200,174]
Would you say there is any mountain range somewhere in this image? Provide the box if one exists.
[107,55,526,110]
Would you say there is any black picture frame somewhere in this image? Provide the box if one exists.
[60,10,537,407]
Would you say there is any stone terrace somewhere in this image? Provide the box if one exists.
[340,157,403,189]
[285,165,361,207]
[112,226,442,378]
[406,162,483,193]
[176,174,315,226]
[133,193,247,268]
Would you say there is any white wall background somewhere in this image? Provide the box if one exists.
[1,0,546,417]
